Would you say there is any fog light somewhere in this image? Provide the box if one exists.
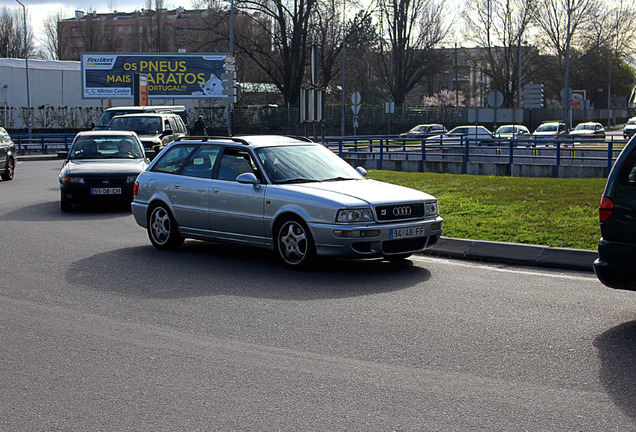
[334,229,381,238]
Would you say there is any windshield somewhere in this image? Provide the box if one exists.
[574,124,595,131]
[69,136,144,160]
[108,117,163,135]
[628,119,636,125]
[255,145,363,184]
[411,125,427,132]
[536,124,558,132]
[496,126,515,134]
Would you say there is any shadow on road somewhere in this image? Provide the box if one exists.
[66,240,432,301]
[0,200,132,222]
[595,320,636,421]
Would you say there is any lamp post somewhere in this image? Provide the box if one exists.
[15,0,31,135]
[227,0,234,136]
[341,2,346,137]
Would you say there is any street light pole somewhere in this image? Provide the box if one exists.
[15,0,31,135]
[227,0,234,136]
[341,2,346,137]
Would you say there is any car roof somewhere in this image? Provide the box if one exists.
[75,130,138,138]
[104,105,185,111]
[110,113,181,119]
[170,135,313,149]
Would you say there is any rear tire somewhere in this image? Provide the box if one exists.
[274,216,315,270]
[147,203,184,250]
[1,157,14,181]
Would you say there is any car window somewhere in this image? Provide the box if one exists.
[68,136,144,159]
[181,145,221,179]
[255,144,361,184]
[618,146,636,186]
[216,148,257,181]
[151,144,197,173]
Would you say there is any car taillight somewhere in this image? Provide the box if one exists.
[133,181,139,196]
[599,196,614,223]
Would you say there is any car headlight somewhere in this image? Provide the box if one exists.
[126,175,138,184]
[425,202,439,217]
[336,208,374,223]
[60,176,85,184]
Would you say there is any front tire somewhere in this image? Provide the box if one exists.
[274,216,315,269]
[1,157,14,181]
[147,203,184,250]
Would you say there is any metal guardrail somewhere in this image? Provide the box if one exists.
[13,133,77,154]
[323,135,628,177]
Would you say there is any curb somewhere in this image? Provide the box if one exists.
[424,237,597,272]
[17,154,59,161]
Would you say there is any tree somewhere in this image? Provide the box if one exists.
[375,0,450,106]
[42,13,63,60]
[464,0,537,107]
[0,6,34,59]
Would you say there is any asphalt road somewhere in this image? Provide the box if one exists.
[2,160,636,430]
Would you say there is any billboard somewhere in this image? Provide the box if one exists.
[81,53,230,99]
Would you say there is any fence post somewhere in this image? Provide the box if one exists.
[420,140,426,172]
[338,138,343,157]
[463,137,469,174]
[508,140,514,176]
[607,140,613,175]
[379,139,384,170]
[41,135,45,152]
[556,142,561,178]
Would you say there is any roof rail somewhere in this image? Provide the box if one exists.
[174,136,251,146]
[286,135,314,143]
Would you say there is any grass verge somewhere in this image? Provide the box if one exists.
[367,170,606,250]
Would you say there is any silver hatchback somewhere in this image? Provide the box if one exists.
[131,135,443,268]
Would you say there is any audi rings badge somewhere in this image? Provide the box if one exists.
[392,206,412,217]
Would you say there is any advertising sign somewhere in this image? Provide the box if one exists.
[81,53,231,99]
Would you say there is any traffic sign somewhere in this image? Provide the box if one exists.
[351,92,361,105]
[351,105,360,115]
[487,91,504,108]
[523,84,544,108]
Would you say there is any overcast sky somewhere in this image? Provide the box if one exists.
[0,0,180,50]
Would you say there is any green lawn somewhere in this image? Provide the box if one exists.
[367,171,606,250]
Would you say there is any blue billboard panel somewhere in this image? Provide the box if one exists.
[81,53,229,99]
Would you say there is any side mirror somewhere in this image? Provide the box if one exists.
[236,172,259,185]
[356,166,367,177]
[160,129,173,138]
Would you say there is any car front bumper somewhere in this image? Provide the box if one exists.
[60,184,135,204]
[308,216,444,258]
[594,238,636,290]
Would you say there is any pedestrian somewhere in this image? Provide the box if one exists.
[192,115,207,136]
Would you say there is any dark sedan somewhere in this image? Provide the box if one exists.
[58,131,149,211]
[0,127,16,181]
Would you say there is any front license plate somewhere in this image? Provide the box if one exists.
[390,226,426,239]
[91,187,121,195]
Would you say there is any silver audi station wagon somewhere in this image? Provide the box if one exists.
[131,135,443,268]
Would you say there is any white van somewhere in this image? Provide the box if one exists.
[94,105,188,130]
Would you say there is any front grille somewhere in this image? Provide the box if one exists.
[375,203,424,221]
[85,177,127,187]
[382,237,428,254]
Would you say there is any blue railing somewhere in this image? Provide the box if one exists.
[13,133,77,154]
[323,135,627,177]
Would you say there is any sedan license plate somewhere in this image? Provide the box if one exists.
[390,226,425,239]
[91,187,121,195]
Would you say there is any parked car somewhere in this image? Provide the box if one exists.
[594,135,636,290]
[0,127,16,181]
[425,125,493,145]
[532,121,568,140]
[106,113,188,155]
[94,105,188,130]
[58,131,149,211]
[569,122,606,139]
[494,125,530,139]
[623,117,636,139]
[131,135,443,269]
[400,124,447,139]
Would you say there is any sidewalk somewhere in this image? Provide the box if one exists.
[18,154,598,273]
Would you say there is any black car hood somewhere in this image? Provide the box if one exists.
[65,159,147,175]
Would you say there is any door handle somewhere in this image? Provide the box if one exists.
[174,184,180,190]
